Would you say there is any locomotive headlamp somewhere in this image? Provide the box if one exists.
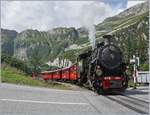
[96,66,103,76]
[97,65,100,69]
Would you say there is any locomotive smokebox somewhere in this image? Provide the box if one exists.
[98,35,122,70]
[103,34,113,39]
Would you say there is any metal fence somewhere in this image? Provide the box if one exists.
[137,71,150,83]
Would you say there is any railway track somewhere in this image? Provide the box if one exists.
[122,95,149,104]
[105,95,149,114]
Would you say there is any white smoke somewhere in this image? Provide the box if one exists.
[78,2,115,49]
[88,25,96,49]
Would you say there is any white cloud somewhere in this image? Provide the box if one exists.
[127,0,145,8]
[78,2,116,27]
[1,1,123,32]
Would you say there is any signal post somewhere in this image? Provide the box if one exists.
[130,55,139,89]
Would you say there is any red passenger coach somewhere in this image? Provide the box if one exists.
[62,67,70,80]
[41,72,52,81]
[41,64,78,82]
[69,65,78,80]
[52,70,61,80]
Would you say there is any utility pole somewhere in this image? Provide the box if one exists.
[133,55,137,89]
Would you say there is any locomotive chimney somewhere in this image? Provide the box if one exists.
[103,35,113,45]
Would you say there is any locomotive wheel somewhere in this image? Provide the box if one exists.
[77,78,83,86]
[121,83,128,93]
[121,73,129,92]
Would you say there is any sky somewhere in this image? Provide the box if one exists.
[1,0,146,32]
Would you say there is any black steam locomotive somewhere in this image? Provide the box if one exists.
[77,35,129,94]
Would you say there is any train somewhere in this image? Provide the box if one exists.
[40,35,129,94]
[41,64,77,81]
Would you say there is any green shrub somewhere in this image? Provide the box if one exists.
[140,63,149,71]
[1,54,32,75]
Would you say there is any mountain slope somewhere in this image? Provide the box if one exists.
[13,27,88,63]
[114,12,149,65]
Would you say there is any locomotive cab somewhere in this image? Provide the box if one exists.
[77,51,92,84]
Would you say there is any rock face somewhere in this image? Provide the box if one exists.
[1,2,149,68]
[1,29,18,56]
[12,27,88,67]
[14,29,50,61]
[1,27,84,67]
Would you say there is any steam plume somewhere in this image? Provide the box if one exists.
[78,2,114,49]
[88,25,96,49]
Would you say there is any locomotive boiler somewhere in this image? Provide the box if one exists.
[77,35,129,94]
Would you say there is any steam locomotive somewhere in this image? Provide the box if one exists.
[40,35,129,94]
[77,35,129,94]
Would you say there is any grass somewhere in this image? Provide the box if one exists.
[1,64,71,90]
